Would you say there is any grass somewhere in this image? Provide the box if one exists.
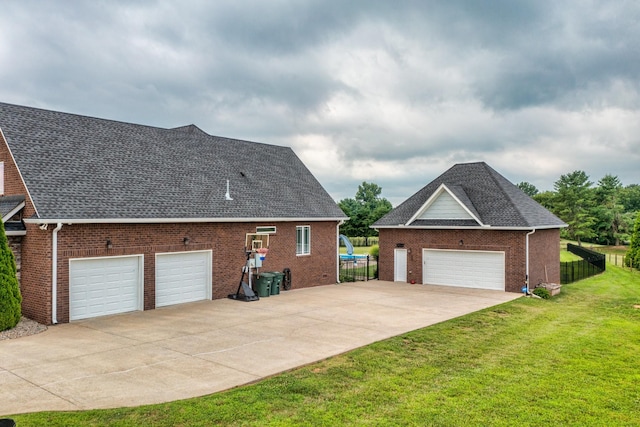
[12,266,640,426]
[339,245,373,255]
[560,250,583,262]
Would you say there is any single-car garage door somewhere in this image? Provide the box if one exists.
[155,250,212,307]
[423,249,505,291]
[69,255,143,321]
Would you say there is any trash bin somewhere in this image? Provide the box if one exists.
[270,271,284,295]
[0,419,16,427]
[253,272,274,297]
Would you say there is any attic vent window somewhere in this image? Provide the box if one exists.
[256,226,276,234]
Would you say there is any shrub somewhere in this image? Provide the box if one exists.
[0,221,21,331]
[626,214,640,269]
[533,287,551,299]
[369,244,379,257]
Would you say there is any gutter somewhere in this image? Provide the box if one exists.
[51,222,63,324]
[525,229,536,293]
[25,216,349,225]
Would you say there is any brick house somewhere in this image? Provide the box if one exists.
[0,102,346,325]
[373,162,566,292]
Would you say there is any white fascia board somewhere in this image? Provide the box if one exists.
[25,216,347,225]
[375,224,566,231]
[0,127,40,218]
[5,230,26,236]
[1,201,25,223]
[405,183,483,226]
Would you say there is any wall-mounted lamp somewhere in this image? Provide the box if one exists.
[459,239,464,246]
[106,239,113,249]
[183,237,190,245]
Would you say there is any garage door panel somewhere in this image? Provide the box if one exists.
[69,256,143,321]
[423,249,504,291]
[156,251,211,308]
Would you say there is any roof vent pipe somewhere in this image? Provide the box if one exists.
[225,179,233,201]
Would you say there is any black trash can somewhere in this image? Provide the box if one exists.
[0,419,16,427]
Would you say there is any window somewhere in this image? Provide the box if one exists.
[296,225,310,255]
[256,226,277,234]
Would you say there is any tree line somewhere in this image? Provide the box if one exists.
[518,172,640,247]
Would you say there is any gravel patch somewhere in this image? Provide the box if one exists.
[0,317,48,340]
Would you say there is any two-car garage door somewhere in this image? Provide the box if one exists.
[422,249,505,291]
[69,251,212,321]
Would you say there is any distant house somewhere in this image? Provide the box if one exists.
[0,102,346,325]
[373,162,566,292]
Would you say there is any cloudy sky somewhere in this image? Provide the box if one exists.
[1,1,638,205]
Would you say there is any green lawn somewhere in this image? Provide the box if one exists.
[12,267,640,426]
[339,245,373,255]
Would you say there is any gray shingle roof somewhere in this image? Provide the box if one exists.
[0,102,346,221]
[374,162,566,229]
[0,194,25,219]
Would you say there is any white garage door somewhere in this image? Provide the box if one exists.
[69,255,143,321]
[423,249,505,291]
[156,251,212,307]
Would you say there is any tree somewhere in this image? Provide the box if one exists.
[593,174,626,246]
[517,181,539,197]
[552,170,596,246]
[627,213,640,268]
[0,220,21,331]
[339,182,392,241]
[620,184,640,212]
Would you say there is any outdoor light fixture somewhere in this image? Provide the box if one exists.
[183,237,190,245]
[106,239,113,249]
[459,239,464,246]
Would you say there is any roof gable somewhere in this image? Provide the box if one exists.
[374,162,566,229]
[408,184,481,225]
[0,102,346,222]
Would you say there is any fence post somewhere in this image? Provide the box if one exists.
[366,255,370,281]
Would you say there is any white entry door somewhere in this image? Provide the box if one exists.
[394,248,408,282]
[155,251,212,307]
[423,249,505,290]
[69,255,143,321]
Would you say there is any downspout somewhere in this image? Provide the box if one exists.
[51,223,63,324]
[337,221,344,283]
[525,229,536,294]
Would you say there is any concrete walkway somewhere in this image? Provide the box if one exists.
[0,281,520,415]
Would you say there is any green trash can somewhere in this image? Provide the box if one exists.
[253,273,274,297]
[270,271,284,295]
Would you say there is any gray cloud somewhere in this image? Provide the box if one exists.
[1,1,639,204]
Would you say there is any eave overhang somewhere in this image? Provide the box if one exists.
[25,216,348,225]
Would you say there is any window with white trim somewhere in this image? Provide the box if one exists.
[296,225,310,255]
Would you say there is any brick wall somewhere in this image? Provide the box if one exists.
[25,221,338,324]
[378,228,533,292]
[528,228,561,286]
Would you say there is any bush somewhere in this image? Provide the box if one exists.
[369,244,379,257]
[626,214,640,269]
[345,236,379,247]
[0,221,21,331]
[533,287,551,299]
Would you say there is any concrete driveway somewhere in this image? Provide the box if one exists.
[0,281,520,415]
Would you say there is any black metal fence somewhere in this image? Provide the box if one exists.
[560,243,606,284]
[340,255,378,282]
